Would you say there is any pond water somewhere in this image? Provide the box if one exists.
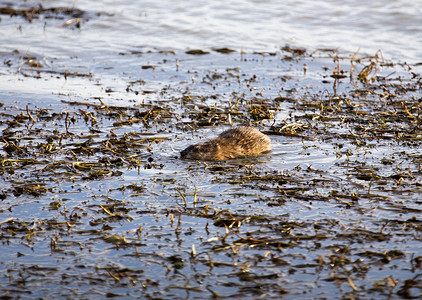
[0,0,422,299]
[2,0,422,62]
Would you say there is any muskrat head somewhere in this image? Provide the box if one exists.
[180,145,201,159]
[180,142,217,160]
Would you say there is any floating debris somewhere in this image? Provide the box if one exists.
[0,44,421,299]
[185,49,210,55]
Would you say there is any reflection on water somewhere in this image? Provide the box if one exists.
[1,0,421,62]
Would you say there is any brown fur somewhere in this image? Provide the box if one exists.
[180,126,271,160]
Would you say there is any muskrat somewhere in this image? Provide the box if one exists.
[180,126,271,161]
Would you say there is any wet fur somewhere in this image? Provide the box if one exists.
[180,126,271,161]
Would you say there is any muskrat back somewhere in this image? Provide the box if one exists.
[180,126,271,161]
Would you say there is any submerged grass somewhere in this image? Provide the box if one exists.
[0,41,421,299]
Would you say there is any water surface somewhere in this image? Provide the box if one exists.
[0,1,421,299]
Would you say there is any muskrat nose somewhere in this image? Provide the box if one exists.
[180,145,194,158]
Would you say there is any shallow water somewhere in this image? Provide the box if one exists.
[1,1,422,299]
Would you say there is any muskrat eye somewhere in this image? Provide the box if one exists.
[192,146,200,152]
